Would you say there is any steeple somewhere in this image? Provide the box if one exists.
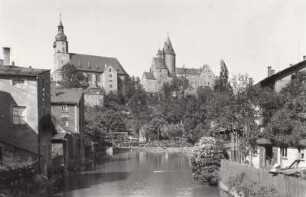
[55,14,67,42]
[163,35,175,55]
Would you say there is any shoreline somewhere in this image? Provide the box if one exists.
[115,146,193,156]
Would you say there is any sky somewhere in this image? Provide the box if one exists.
[0,0,306,82]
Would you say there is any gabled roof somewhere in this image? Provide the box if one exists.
[258,60,306,87]
[153,57,167,69]
[69,53,128,75]
[176,67,201,75]
[143,72,156,80]
[51,88,84,104]
[84,86,105,95]
[0,65,49,77]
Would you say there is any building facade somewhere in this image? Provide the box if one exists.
[52,18,128,94]
[142,37,215,94]
[0,48,53,175]
[51,88,85,172]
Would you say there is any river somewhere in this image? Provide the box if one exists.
[52,151,230,197]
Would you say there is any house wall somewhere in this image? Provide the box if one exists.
[84,94,103,106]
[51,104,78,133]
[274,75,291,93]
[0,72,52,175]
[278,147,306,168]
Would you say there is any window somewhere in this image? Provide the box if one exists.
[109,79,113,82]
[109,74,112,78]
[96,74,101,82]
[12,79,25,86]
[62,105,68,112]
[299,149,305,160]
[109,68,111,72]
[61,116,69,127]
[12,106,26,125]
[109,84,113,88]
[281,147,288,158]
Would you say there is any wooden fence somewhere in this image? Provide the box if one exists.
[220,159,306,197]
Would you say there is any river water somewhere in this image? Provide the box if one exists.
[52,151,230,197]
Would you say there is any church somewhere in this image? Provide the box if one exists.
[141,37,216,94]
[52,17,128,95]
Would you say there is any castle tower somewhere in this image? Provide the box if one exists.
[163,36,176,75]
[52,15,70,82]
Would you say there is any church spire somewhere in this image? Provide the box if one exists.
[163,34,175,55]
[55,14,67,42]
[58,13,63,27]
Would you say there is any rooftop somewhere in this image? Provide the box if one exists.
[0,65,49,77]
[69,53,128,75]
[143,71,156,80]
[51,88,84,104]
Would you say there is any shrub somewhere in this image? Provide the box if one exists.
[228,172,277,197]
[190,137,225,185]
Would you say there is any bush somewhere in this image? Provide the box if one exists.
[228,172,277,197]
[190,137,225,185]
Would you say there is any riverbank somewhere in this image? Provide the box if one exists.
[115,146,193,156]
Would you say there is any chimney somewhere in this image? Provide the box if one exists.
[267,66,272,77]
[248,78,254,86]
[271,69,275,75]
[303,56,306,60]
[3,47,10,65]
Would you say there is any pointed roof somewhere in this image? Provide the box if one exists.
[163,36,175,55]
[58,13,63,27]
[55,14,67,41]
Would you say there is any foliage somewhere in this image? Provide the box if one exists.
[142,111,167,140]
[160,123,185,140]
[261,71,306,146]
[139,139,192,147]
[227,172,277,197]
[214,59,232,93]
[59,63,88,88]
[190,137,225,185]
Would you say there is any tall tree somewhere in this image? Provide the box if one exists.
[60,63,88,88]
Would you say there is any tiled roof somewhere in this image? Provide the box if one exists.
[153,57,167,69]
[69,53,128,75]
[0,65,49,77]
[143,72,156,80]
[176,67,201,75]
[51,88,84,104]
[258,60,306,87]
[84,86,105,95]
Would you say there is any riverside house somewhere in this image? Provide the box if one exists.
[0,47,53,175]
[51,88,85,173]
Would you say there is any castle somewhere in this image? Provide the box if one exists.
[52,17,128,94]
[142,37,215,94]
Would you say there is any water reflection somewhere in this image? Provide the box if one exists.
[52,151,230,197]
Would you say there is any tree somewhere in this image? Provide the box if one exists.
[98,109,126,133]
[190,137,226,185]
[214,59,231,93]
[143,111,167,141]
[262,71,306,146]
[59,63,88,88]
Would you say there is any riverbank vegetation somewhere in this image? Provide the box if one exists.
[190,137,226,185]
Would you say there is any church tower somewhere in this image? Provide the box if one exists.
[52,15,70,83]
[163,36,176,75]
